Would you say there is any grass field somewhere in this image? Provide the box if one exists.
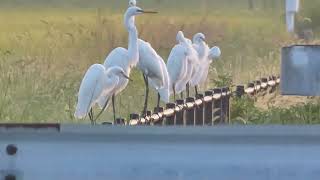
[0,0,319,124]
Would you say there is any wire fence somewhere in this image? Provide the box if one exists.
[112,75,281,126]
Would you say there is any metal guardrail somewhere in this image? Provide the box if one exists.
[125,75,280,126]
[1,125,320,180]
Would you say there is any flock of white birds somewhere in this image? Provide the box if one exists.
[74,0,221,125]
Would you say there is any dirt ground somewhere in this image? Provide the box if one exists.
[255,89,316,110]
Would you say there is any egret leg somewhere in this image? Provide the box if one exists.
[93,97,110,123]
[142,74,149,117]
[88,108,95,125]
[173,85,176,101]
[112,94,116,124]
[157,93,160,110]
[186,83,190,97]
[195,86,199,96]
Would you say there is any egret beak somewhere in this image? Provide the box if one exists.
[121,72,133,81]
[138,10,158,14]
[200,37,206,41]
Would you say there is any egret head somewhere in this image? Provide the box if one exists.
[176,31,185,43]
[129,0,137,7]
[125,6,158,17]
[124,6,157,29]
[209,46,221,60]
[193,33,206,43]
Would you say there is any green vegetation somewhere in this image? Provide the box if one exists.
[0,0,319,123]
[232,95,320,125]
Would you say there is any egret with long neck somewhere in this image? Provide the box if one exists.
[96,6,157,123]
[129,0,169,116]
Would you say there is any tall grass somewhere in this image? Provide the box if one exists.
[0,5,308,123]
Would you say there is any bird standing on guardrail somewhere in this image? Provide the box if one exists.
[167,31,191,101]
[89,6,157,123]
[174,37,199,98]
[199,46,221,86]
[74,66,131,125]
[128,0,170,116]
[190,33,210,95]
[137,39,170,116]
[190,33,221,95]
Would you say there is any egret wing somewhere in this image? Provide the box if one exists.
[167,45,188,85]
[74,64,105,119]
[138,39,164,89]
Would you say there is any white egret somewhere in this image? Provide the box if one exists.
[128,0,169,115]
[198,46,221,86]
[190,33,214,95]
[167,31,190,101]
[175,37,199,98]
[137,39,170,115]
[97,6,157,122]
[74,65,131,125]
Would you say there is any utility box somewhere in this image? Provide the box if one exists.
[281,45,320,96]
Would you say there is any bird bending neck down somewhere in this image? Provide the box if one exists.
[95,6,157,123]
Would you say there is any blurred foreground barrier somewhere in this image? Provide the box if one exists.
[128,75,280,126]
[1,125,320,180]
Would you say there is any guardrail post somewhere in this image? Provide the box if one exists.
[269,75,277,93]
[261,77,268,90]
[185,97,195,126]
[221,87,228,124]
[204,91,213,126]
[166,103,176,125]
[213,88,222,125]
[129,113,140,125]
[225,87,231,124]
[236,85,245,98]
[145,111,152,125]
[195,94,204,125]
[175,99,185,125]
[255,80,261,93]
[115,118,125,125]
[153,107,164,126]
[247,82,255,96]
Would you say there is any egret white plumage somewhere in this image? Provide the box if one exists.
[97,6,157,122]
[137,39,170,115]
[175,37,199,98]
[199,46,221,84]
[167,31,190,101]
[74,65,130,125]
[129,0,136,7]
[190,33,210,95]
[128,0,169,115]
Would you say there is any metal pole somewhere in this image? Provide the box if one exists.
[129,113,140,125]
[236,85,245,98]
[175,99,185,125]
[204,91,213,126]
[185,97,195,126]
[213,88,222,125]
[115,118,125,125]
[153,107,164,126]
[221,87,228,124]
[165,103,176,125]
[195,94,204,126]
[225,87,231,124]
